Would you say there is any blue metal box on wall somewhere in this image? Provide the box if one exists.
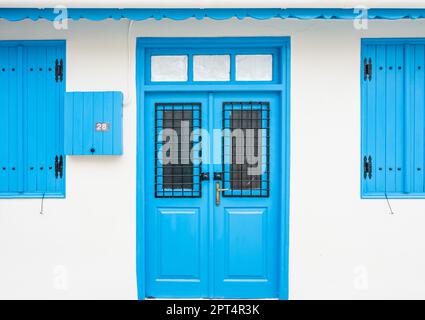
[64,91,123,156]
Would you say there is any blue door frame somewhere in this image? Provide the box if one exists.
[136,37,291,299]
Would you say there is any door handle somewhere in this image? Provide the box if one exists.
[216,182,229,206]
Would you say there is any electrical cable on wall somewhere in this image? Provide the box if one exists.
[384,193,395,215]
[40,193,46,215]
[123,20,135,107]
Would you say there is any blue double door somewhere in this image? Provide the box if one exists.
[145,91,282,298]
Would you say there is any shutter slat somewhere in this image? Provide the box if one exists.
[413,45,425,193]
[0,47,8,192]
[102,92,114,154]
[83,92,94,154]
[93,93,104,154]
[0,47,11,192]
[26,46,37,193]
[385,45,396,192]
[46,46,56,193]
[405,45,415,194]
[395,44,405,192]
[376,45,387,193]
[113,92,123,155]
[37,47,48,192]
[73,92,84,155]
[8,47,21,193]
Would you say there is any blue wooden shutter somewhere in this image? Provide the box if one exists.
[0,45,23,194]
[362,43,405,196]
[362,41,425,197]
[23,44,65,195]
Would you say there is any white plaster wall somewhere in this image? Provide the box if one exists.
[1,17,425,299]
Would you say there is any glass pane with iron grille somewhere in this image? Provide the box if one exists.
[222,102,270,197]
[155,103,202,197]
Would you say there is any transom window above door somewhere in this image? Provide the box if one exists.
[146,46,280,84]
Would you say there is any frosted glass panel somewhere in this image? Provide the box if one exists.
[236,55,273,81]
[151,55,188,82]
[193,55,230,81]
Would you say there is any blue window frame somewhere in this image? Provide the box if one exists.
[145,38,282,86]
[361,38,425,198]
[0,40,66,198]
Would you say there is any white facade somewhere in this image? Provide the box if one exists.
[1,17,425,299]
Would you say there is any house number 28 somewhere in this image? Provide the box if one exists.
[95,122,110,132]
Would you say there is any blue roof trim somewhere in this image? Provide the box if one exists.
[1,8,425,21]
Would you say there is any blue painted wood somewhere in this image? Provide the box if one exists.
[2,8,425,22]
[413,45,425,193]
[362,39,425,198]
[0,46,20,193]
[213,92,280,298]
[93,93,104,155]
[385,45,396,193]
[144,92,281,298]
[278,39,291,300]
[25,45,37,193]
[144,92,210,298]
[103,92,114,154]
[364,44,377,194]
[25,45,66,195]
[136,42,147,299]
[375,45,386,193]
[405,45,415,194]
[64,91,123,156]
[46,46,57,193]
[83,93,94,155]
[17,47,24,193]
[395,45,405,193]
[138,37,290,299]
[361,44,369,194]
[0,40,65,198]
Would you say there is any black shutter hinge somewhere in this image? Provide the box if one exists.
[55,155,64,179]
[59,155,63,178]
[55,155,59,178]
[55,59,63,82]
[364,58,372,81]
[363,155,372,179]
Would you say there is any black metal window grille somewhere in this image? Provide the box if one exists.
[155,103,202,198]
[222,102,270,197]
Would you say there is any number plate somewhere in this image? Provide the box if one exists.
[95,122,110,132]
